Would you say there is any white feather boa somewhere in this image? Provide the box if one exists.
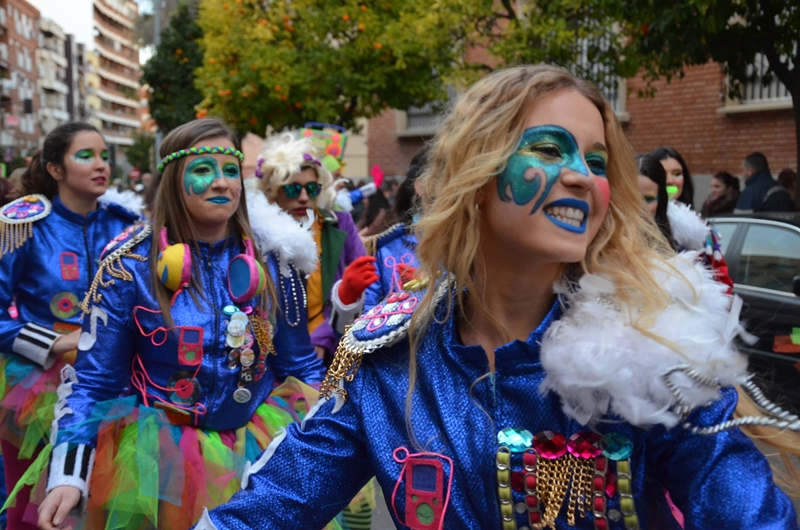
[244,182,318,277]
[97,188,144,217]
[667,201,708,251]
[540,251,747,429]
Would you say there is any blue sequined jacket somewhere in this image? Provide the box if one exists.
[0,194,139,368]
[48,215,325,502]
[202,283,797,530]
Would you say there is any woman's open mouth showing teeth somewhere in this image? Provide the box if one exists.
[543,206,585,227]
[542,199,589,234]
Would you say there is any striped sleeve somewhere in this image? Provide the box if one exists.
[47,442,95,514]
[12,322,61,368]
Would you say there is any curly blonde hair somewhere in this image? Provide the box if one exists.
[256,132,336,210]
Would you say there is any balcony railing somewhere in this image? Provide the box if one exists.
[742,53,791,105]
[405,85,458,133]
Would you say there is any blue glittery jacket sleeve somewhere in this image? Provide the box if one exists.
[266,255,324,383]
[199,367,373,529]
[44,252,137,505]
[650,387,796,529]
[0,236,37,358]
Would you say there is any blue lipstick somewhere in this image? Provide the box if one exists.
[543,198,589,234]
[208,196,230,204]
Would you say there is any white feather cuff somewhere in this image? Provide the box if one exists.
[245,185,318,276]
[540,252,747,429]
[667,201,708,251]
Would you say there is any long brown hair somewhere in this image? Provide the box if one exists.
[149,118,277,326]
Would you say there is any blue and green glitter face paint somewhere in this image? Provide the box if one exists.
[72,149,109,164]
[183,156,241,195]
[497,125,608,214]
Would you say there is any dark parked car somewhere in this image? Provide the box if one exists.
[709,213,800,414]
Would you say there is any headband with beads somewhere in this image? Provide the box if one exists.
[157,146,245,173]
[253,152,322,179]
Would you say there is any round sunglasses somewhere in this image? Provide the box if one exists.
[282,182,322,199]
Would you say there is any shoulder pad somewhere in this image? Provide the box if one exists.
[341,276,448,354]
[102,201,141,224]
[363,223,405,257]
[99,223,152,261]
[0,194,51,224]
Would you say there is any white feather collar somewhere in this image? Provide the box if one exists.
[245,182,318,277]
[97,188,144,217]
[540,252,747,429]
[667,201,708,251]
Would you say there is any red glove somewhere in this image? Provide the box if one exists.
[339,256,379,305]
[395,263,417,285]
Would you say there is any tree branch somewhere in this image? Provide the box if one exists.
[756,0,794,93]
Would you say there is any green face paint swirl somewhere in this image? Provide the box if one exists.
[183,156,241,195]
[497,125,596,214]
[73,149,109,164]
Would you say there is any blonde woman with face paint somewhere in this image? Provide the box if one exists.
[201,67,797,530]
[33,119,325,530]
[0,123,141,530]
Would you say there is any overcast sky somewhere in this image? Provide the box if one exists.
[30,0,95,51]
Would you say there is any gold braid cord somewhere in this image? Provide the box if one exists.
[80,225,152,314]
[249,313,276,356]
[0,222,33,256]
[319,324,364,401]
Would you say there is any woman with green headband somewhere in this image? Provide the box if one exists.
[33,118,326,529]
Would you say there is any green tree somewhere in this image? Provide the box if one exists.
[124,131,155,173]
[415,0,640,91]
[621,0,800,209]
[142,2,204,132]
[195,0,456,133]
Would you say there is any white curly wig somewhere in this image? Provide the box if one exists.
[255,132,336,210]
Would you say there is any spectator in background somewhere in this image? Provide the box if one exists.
[701,171,740,218]
[777,168,796,206]
[255,133,366,363]
[649,146,695,209]
[735,152,793,213]
[5,168,26,203]
[357,187,391,237]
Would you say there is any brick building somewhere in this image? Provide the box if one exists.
[0,0,40,156]
[367,61,796,205]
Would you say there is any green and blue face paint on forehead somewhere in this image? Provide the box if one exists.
[184,156,241,196]
[496,124,608,234]
[73,149,109,163]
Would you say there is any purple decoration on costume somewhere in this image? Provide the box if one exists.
[255,157,264,178]
[2,198,45,220]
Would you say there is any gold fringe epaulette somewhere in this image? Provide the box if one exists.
[80,224,152,314]
[320,272,447,402]
[0,194,52,257]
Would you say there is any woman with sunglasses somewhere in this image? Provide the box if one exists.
[255,134,372,365]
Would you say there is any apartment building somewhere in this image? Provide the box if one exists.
[37,17,68,135]
[93,0,140,148]
[65,35,90,123]
[0,0,40,156]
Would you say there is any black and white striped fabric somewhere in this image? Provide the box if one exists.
[12,322,61,368]
[47,442,95,513]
